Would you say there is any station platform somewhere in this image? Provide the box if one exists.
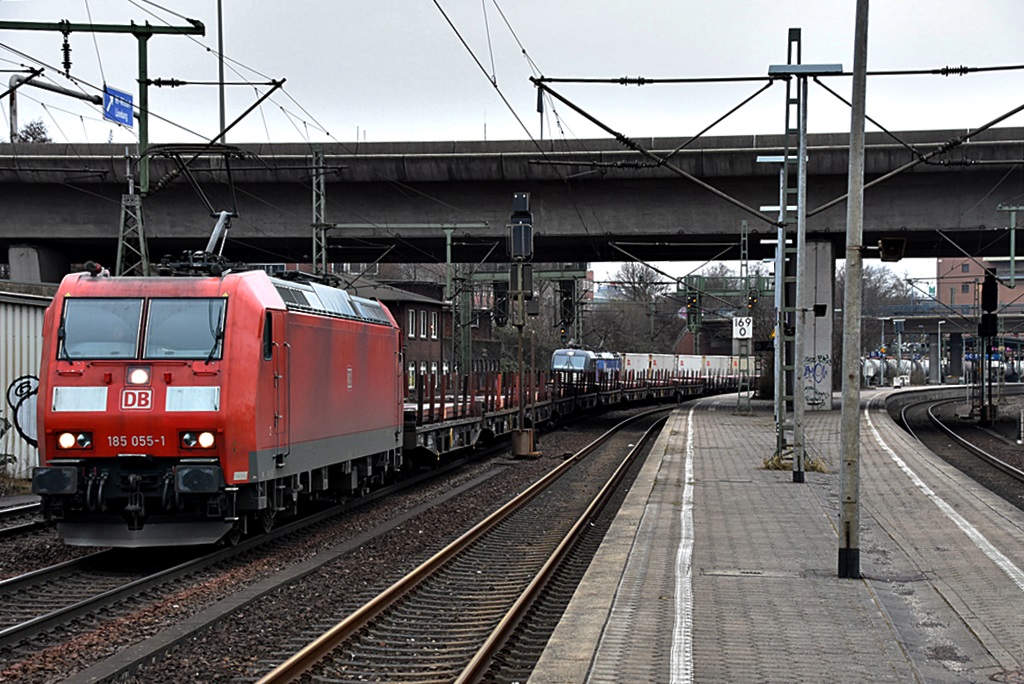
[530,391,1024,683]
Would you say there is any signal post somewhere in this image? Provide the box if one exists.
[509,193,539,458]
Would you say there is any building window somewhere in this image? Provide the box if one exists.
[961,283,970,293]
[249,263,286,275]
[430,311,439,340]
[407,362,416,391]
[961,263,970,273]
[407,310,416,338]
[420,310,428,338]
[431,362,438,387]
[419,361,428,382]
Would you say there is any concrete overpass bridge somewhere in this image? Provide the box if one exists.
[1,126,1023,280]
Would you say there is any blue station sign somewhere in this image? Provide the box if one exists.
[103,86,134,127]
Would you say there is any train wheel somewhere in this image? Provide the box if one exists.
[258,508,276,534]
[222,525,243,547]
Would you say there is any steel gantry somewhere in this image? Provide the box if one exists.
[767,29,842,482]
[0,17,205,277]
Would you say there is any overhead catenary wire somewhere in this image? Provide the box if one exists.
[809,99,1024,218]
[17,87,137,137]
[490,0,644,251]
[0,40,207,141]
[812,76,923,156]
[9,4,1017,290]
[534,79,778,227]
[83,0,106,86]
[533,62,1024,86]
[532,58,1024,282]
[480,0,497,86]
[661,81,777,164]
[432,0,607,258]
[1,4,501,268]
[118,0,420,221]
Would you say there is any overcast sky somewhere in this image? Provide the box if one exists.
[2,0,1021,281]
[3,0,1020,144]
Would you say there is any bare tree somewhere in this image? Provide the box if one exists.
[612,261,669,303]
[834,263,913,355]
[18,119,52,143]
[579,262,684,353]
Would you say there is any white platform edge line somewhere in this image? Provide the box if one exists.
[671,406,695,683]
[866,408,1024,593]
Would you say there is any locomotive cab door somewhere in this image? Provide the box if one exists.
[264,310,290,465]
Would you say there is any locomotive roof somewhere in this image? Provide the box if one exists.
[53,270,395,327]
[269,275,393,325]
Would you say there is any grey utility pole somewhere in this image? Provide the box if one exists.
[839,0,870,579]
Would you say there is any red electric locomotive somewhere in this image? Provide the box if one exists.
[32,268,404,547]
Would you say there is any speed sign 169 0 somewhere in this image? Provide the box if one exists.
[732,316,753,339]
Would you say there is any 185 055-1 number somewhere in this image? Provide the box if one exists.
[108,435,166,447]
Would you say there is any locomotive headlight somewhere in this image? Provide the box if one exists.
[127,366,151,386]
[180,430,216,450]
[57,431,92,450]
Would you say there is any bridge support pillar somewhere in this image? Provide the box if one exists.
[947,333,964,382]
[800,240,834,411]
[8,244,67,283]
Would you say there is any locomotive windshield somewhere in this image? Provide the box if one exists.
[57,297,227,361]
[60,298,144,359]
[144,298,226,360]
[551,350,590,371]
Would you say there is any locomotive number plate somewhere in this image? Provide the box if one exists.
[108,435,167,448]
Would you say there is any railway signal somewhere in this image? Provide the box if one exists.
[982,271,998,313]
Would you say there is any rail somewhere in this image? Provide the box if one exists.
[257,406,671,683]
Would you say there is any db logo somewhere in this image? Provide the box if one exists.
[121,388,154,411]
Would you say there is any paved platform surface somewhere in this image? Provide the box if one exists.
[530,391,1024,683]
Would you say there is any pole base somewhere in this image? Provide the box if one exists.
[792,470,805,483]
[512,429,540,459]
[838,548,860,578]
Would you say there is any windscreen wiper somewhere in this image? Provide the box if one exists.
[57,323,71,362]
[204,327,224,365]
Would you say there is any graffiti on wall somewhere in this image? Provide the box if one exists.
[4,375,38,449]
[803,354,831,408]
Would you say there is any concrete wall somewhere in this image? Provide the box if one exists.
[0,287,52,478]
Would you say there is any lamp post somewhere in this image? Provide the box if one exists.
[893,318,906,385]
[937,320,945,384]
[878,318,887,387]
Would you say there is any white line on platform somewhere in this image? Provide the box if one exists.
[671,407,696,683]
[866,409,1024,592]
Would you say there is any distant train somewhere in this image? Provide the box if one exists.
[32,268,404,547]
[551,348,741,382]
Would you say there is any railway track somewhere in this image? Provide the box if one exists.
[0,547,205,649]
[0,440,529,682]
[257,407,669,684]
[901,396,1024,487]
[0,501,47,539]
